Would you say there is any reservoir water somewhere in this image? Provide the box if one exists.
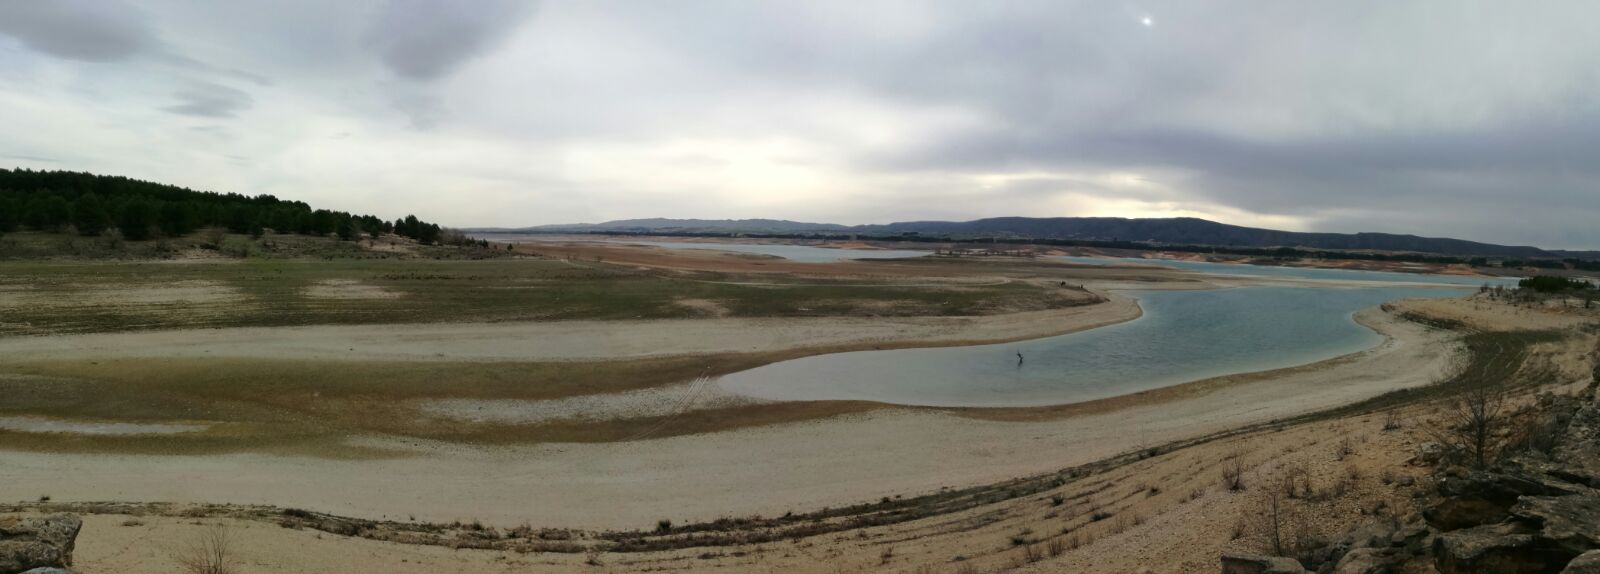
[495,235,932,263]
[1056,256,1518,287]
[610,240,932,263]
[717,284,1470,407]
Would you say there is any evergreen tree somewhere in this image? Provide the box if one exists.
[0,195,19,233]
[159,201,196,236]
[227,205,258,234]
[117,199,156,240]
[336,216,358,241]
[30,195,72,230]
[72,193,112,236]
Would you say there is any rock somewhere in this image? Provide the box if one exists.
[1221,552,1307,574]
[1332,548,1390,574]
[0,514,81,574]
[1433,523,1566,574]
[1395,475,1416,487]
[1564,550,1600,573]
[1341,523,1397,550]
[1511,495,1600,556]
[1425,469,1584,530]
[1389,524,1429,552]
[18,568,72,574]
[1416,443,1445,465]
[1558,399,1600,476]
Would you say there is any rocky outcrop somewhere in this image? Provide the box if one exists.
[1221,553,1307,574]
[1511,495,1600,557]
[0,514,81,574]
[1433,522,1552,574]
[1424,468,1586,531]
[1227,389,1600,574]
[1564,550,1600,573]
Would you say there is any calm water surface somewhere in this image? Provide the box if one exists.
[493,235,932,263]
[615,240,931,262]
[1056,256,1518,287]
[718,285,1471,407]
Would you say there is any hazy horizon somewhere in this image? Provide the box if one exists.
[5,2,1600,248]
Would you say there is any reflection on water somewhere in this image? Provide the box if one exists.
[1056,256,1518,287]
[718,286,1466,407]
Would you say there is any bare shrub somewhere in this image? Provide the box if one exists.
[1222,451,1246,492]
[1506,412,1563,457]
[1280,463,1312,499]
[1434,383,1507,468]
[1382,410,1402,431]
[1019,543,1042,564]
[173,523,236,574]
[1253,482,1305,558]
[1334,437,1354,461]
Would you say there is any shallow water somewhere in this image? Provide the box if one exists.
[1057,256,1518,287]
[717,285,1467,407]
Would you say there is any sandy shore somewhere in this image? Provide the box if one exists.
[0,293,1139,363]
[0,303,1459,530]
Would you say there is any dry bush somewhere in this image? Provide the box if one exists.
[1279,463,1312,499]
[1222,451,1247,492]
[1504,410,1563,457]
[1253,482,1307,558]
[1432,382,1508,468]
[173,523,236,574]
[1382,410,1402,431]
[1334,437,1354,461]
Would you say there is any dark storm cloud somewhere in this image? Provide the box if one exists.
[0,0,155,62]
[368,0,536,81]
[163,83,255,118]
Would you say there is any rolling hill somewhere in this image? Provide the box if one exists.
[476,216,1585,259]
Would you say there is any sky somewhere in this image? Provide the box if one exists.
[1,1,1598,248]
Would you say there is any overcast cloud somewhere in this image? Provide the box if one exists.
[1,1,1596,247]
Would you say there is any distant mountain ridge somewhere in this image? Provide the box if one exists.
[472,216,1590,259]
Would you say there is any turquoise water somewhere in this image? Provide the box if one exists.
[1057,256,1518,287]
[717,285,1468,407]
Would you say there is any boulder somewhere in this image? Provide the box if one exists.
[1426,469,1583,530]
[1341,523,1397,551]
[1221,552,1307,574]
[1332,548,1390,574]
[1389,524,1430,554]
[1434,523,1565,574]
[0,514,81,574]
[1564,550,1600,573]
[1511,495,1600,556]
[1416,443,1445,466]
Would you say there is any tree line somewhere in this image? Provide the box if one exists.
[0,168,444,244]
